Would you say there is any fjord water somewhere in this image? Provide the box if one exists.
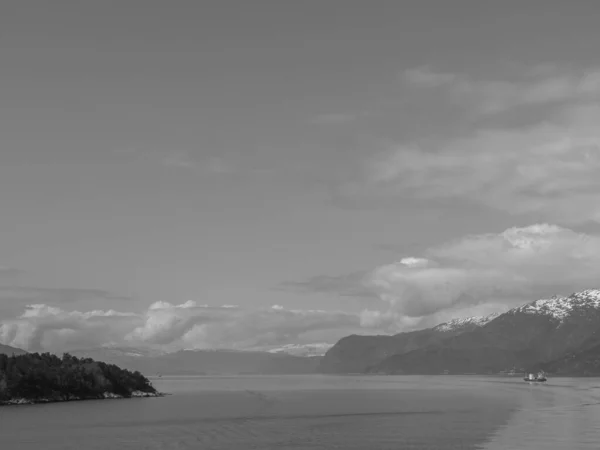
[1,375,600,449]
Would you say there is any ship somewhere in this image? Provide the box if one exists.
[524,371,547,382]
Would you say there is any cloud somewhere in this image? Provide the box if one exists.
[0,304,140,352]
[5,225,597,349]
[290,224,600,332]
[0,301,385,353]
[363,104,600,224]
[404,65,600,114]
[361,223,600,329]
[124,301,369,352]
[336,65,600,220]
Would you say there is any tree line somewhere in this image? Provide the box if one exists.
[0,352,156,403]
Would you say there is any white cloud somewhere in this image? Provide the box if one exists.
[4,225,598,349]
[379,65,600,223]
[5,224,599,351]
[126,303,368,352]
[362,224,600,330]
[0,301,383,353]
[404,65,600,114]
[0,304,140,352]
[366,104,600,224]
[148,300,201,310]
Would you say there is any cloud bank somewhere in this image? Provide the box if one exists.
[0,304,139,352]
[404,65,600,114]
[366,104,600,224]
[286,224,600,333]
[361,223,600,329]
[0,301,380,353]
[340,65,600,324]
[4,225,596,352]
[4,65,599,352]
[342,65,600,223]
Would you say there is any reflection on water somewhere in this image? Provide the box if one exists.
[483,378,600,449]
[1,375,600,449]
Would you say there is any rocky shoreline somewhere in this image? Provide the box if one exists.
[1,390,167,406]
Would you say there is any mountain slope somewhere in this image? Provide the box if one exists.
[370,290,600,375]
[371,346,534,375]
[537,333,600,376]
[319,314,498,373]
[0,344,27,356]
[70,348,322,375]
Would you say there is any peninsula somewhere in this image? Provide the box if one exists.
[0,352,162,406]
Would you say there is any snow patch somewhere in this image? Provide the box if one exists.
[433,313,500,332]
[266,343,333,357]
[513,289,600,321]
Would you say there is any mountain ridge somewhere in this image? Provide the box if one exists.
[69,347,322,375]
[365,289,600,375]
[510,289,600,321]
[319,312,498,373]
[7,289,600,376]
[432,313,500,332]
[0,344,27,356]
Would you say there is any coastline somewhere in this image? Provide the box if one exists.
[0,390,168,406]
[7,374,599,449]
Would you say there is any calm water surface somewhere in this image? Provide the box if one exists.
[1,375,600,449]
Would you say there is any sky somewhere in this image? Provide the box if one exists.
[2,1,600,353]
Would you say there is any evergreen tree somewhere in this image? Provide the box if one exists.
[0,352,157,404]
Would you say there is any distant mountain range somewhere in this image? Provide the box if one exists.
[321,289,600,376]
[0,343,323,376]
[266,343,333,357]
[0,344,27,356]
[6,290,600,377]
[69,347,322,375]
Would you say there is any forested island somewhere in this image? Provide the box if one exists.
[0,352,162,406]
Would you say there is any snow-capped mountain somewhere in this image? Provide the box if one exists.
[322,289,600,375]
[511,289,600,321]
[266,343,333,357]
[433,313,501,332]
[320,311,497,373]
[368,289,600,375]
